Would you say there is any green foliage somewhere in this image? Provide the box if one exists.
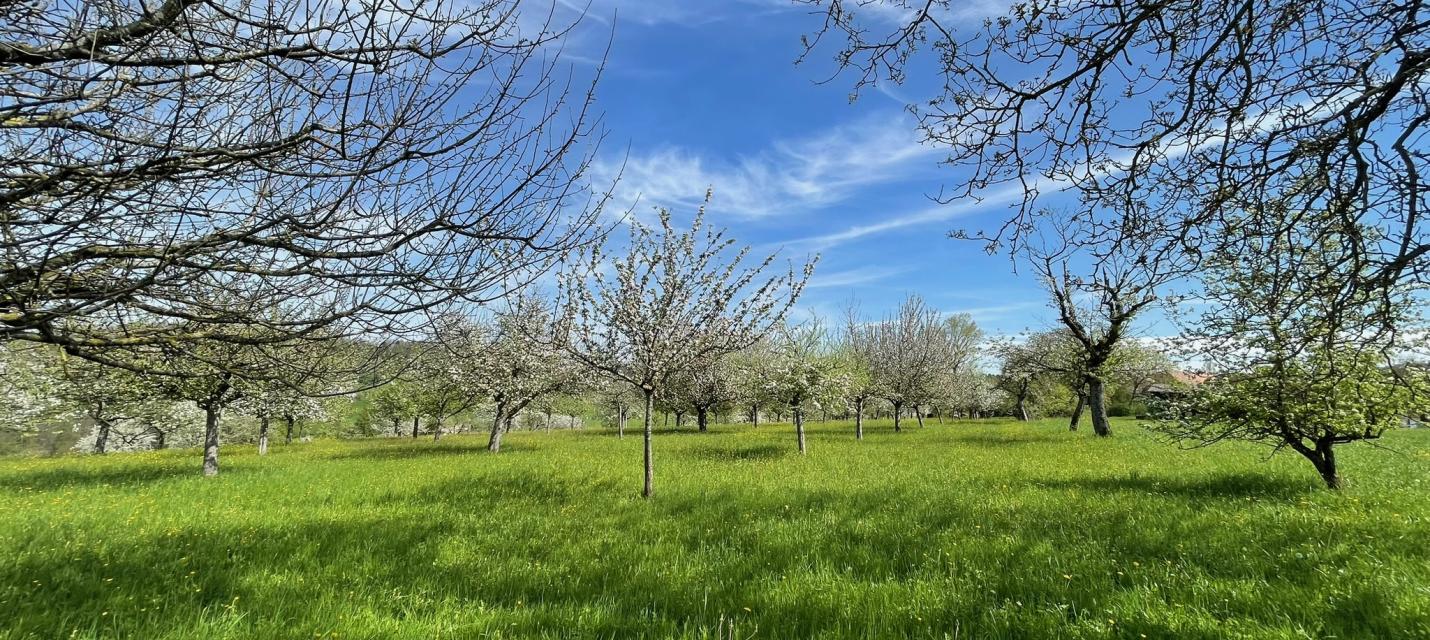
[3,419,1428,639]
[1158,348,1430,486]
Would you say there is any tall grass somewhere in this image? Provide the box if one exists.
[2,419,1427,639]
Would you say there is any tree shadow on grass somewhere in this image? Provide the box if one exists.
[680,443,789,462]
[946,431,1068,447]
[0,460,203,490]
[1035,471,1316,500]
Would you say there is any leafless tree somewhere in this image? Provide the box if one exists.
[1024,217,1180,436]
[799,0,1430,340]
[1,0,607,379]
[561,194,814,497]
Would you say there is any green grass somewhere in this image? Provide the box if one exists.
[2,419,1428,639]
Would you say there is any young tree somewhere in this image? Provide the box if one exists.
[669,357,740,433]
[370,383,419,438]
[444,299,580,453]
[764,320,843,455]
[866,295,951,432]
[562,195,814,497]
[838,305,879,439]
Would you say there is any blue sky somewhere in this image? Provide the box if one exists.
[542,1,1141,337]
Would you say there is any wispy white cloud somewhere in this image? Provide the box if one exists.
[781,182,1028,252]
[594,113,941,219]
[806,264,911,289]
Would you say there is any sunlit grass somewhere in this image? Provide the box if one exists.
[2,419,1428,639]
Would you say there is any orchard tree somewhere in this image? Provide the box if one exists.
[867,295,951,432]
[1,0,606,377]
[1027,223,1178,436]
[838,304,879,439]
[562,194,814,497]
[764,319,843,455]
[1159,205,1429,488]
[370,383,419,438]
[669,357,740,433]
[731,339,780,428]
[54,358,161,454]
[236,383,325,455]
[443,298,580,453]
[411,337,480,443]
[0,344,70,439]
[1162,349,1427,489]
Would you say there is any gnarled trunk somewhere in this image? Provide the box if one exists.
[1087,377,1112,437]
[1069,387,1086,432]
[410,416,419,439]
[258,415,270,456]
[488,401,506,452]
[433,420,443,441]
[697,407,709,432]
[1295,437,1343,489]
[92,413,112,455]
[892,401,903,433]
[751,404,759,428]
[915,405,925,428]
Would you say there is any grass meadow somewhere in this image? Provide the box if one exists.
[2,418,1428,639]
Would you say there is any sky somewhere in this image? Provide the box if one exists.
[537,0,1153,338]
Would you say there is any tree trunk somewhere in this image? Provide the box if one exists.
[1069,387,1086,431]
[151,427,166,450]
[892,401,903,433]
[854,397,864,440]
[488,401,506,452]
[391,417,401,437]
[915,405,925,428]
[794,406,807,455]
[433,419,443,441]
[1016,385,1030,421]
[642,389,655,499]
[258,415,270,456]
[202,404,221,477]
[1087,377,1112,437]
[697,408,709,432]
[1297,438,1343,489]
[410,416,419,439]
[751,404,759,428]
[92,414,111,455]
[675,411,683,428]
[545,410,552,432]
[617,405,626,439]
[568,414,575,429]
